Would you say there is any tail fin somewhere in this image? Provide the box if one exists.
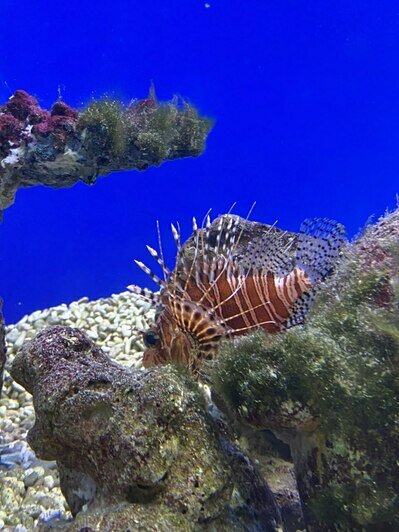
[296,217,346,284]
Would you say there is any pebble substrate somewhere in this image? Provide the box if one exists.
[0,291,154,531]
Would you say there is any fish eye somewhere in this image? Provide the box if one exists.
[143,331,160,347]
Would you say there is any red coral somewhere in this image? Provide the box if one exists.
[51,100,78,119]
[30,101,78,145]
[32,109,78,146]
[6,90,40,121]
[29,107,50,125]
[135,97,157,109]
[0,91,81,153]
[373,282,394,308]
[0,114,23,153]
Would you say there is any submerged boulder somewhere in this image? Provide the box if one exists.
[210,206,399,530]
[11,325,280,530]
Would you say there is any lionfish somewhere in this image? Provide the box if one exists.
[129,210,345,378]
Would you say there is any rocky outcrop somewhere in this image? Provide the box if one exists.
[0,87,211,396]
[0,90,212,215]
[11,325,281,530]
[210,207,399,530]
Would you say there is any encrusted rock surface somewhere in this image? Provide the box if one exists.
[11,325,281,530]
[0,89,212,214]
[0,292,298,530]
[210,206,399,530]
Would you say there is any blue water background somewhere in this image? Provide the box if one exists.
[0,1,398,323]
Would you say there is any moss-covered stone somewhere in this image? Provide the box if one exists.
[0,89,213,214]
[78,93,213,172]
[64,502,193,531]
[210,206,399,530]
[79,99,128,157]
[11,325,280,530]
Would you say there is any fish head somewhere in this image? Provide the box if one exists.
[142,310,192,369]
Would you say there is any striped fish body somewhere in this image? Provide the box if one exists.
[143,265,311,375]
[184,265,311,335]
[134,213,346,378]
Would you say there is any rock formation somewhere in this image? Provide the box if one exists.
[11,325,281,530]
[210,206,399,530]
[0,89,212,215]
[0,88,212,395]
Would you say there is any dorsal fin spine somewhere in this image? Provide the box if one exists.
[146,245,171,277]
[127,284,160,304]
[134,260,165,287]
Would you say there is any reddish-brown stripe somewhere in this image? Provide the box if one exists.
[282,277,293,306]
[265,271,290,323]
[252,273,275,326]
[257,272,280,326]
[225,275,252,330]
[243,274,272,326]
[291,267,302,298]
[216,274,246,325]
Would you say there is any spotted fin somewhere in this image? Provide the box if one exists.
[240,228,297,275]
[285,218,346,327]
[296,218,346,284]
[284,291,315,328]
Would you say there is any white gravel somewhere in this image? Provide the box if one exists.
[0,290,154,530]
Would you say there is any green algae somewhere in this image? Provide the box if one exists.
[210,207,399,530]
[78,94,213,166]
[79,99,127,156]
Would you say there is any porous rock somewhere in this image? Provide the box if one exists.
[11,325,281,530]
[0,90,212,215]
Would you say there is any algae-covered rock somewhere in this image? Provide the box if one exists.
[11,325,280,530]
[238,428,304,532]
[64,502,193,531]
[210,206,399,531]
[0,89,212,215]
